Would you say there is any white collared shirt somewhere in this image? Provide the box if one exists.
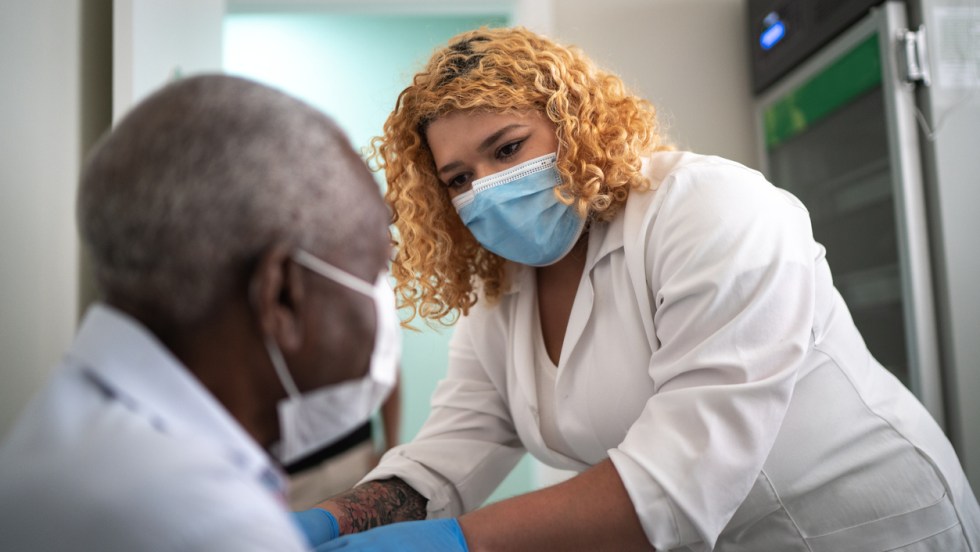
[0,304,308,551]
[363,152,980,551]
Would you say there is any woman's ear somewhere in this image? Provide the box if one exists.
[250,243,306,353]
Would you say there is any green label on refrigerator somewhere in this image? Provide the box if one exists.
[764,35,882,148]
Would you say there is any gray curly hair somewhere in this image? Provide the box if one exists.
[78,74,386,326]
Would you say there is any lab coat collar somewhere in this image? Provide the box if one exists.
[583,151,700,270]
[67,303,286,494]
[587,212,626,270]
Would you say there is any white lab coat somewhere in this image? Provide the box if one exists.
[364,151,980,551]
[0,304,308,552]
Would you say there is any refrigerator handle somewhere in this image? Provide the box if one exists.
[898,26,932,86]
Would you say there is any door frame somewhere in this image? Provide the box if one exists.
[226,0,554,34]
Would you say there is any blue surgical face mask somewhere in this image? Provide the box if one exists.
[451,153,586,266]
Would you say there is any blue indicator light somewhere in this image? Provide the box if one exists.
[760,20,786,50]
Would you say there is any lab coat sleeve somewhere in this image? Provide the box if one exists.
[607,160,816,550]
[359,306,525,519]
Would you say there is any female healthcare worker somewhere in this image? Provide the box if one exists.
[296,26,980,551]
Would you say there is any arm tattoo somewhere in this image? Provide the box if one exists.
[330,478,427,534]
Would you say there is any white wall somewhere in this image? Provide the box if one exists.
[0,1,108,439]
[554,0,757,168]
[113,0,226,123]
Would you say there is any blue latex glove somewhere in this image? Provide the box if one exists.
[292,508,340,548]
[314,518,468,551]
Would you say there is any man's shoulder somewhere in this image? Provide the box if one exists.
[0,366,300,551]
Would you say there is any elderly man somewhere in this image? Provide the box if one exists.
[0,75,396,550]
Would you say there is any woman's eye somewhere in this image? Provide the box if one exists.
[447,173,471,189]
[497,140,523,159]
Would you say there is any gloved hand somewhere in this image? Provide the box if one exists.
[314,518,468,551]
[291,508,340,548]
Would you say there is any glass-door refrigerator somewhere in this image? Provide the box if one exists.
[750,0,980,494]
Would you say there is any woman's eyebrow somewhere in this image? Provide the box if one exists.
[437,160,463,178]
[476,124,527,153]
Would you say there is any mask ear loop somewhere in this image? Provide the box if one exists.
[264,336,302,399]
[249,259,303,400]
[293,250,375,297]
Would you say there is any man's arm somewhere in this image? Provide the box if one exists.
[317,477,427,535]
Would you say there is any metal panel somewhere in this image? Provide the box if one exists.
[911,0,980,495]
[874,0,944,426]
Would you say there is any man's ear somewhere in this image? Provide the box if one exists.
[250,242,306,353]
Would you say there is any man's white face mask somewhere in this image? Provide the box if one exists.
[264,249,400,466]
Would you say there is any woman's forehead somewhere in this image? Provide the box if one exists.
[426,110,548,148]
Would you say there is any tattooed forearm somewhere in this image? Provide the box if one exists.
[328,478,427,534]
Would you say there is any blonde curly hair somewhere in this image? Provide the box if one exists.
[370,26,671,326]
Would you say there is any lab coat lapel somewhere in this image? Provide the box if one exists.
[548,217,623,462]
[510,265,552,455]
[556,219,619,372]
[622,187,659,348]
[556,256,594,370]
[510,265,589,468]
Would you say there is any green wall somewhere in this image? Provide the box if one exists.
[224,11,535,506]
